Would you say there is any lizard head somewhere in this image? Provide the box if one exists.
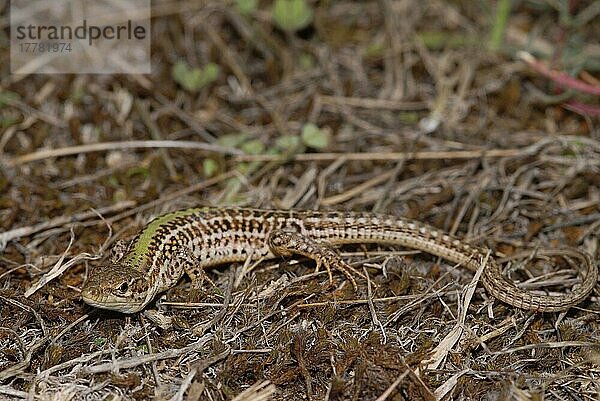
[81,263,152,313]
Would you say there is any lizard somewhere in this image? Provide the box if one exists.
[81,207,598,313]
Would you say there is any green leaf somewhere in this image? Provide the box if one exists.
[112,188,127,203]
[301,123,330,149]
[398,112,419,124]
[172,61,220,92]
[216,132,249,148]
[241,139,265,155]
[126,166,150,178]
[237,162,251,174]
[276,135,302,152]
[488,0,511,51]
[94,337,107,347]
[107,175,120,188]
[299,53,315,69]
[236,0,258,15]
[223,177,244,203]
[0,91,19,107]
[202,63,220,84]
[172,61,200,91]
[68,87,86,103]
[1,115,19,129]
[203,159,219,177]
[272,0,313,32]
[364,43,384,57]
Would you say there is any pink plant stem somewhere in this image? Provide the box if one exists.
[564,101,600,116]
[518,51,600,96]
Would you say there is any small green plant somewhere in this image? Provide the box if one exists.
[215,133,268,203]
[172,61,220,92]
[276,135,302,153]
[488,0,511,51]
[236,0,258,15]
[126,166,150,178]
[203,159,219,177]
[364,42,384,57]
[70,88,86,104]
[272,0,313,32]
[299,52,316,69]
[94,337,107,347]
[241,139,265,155]
[0,91,19,107]
[0,115,18,129]
[216,132,250,148]
[301,123,330,149]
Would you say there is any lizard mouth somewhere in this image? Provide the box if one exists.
[81,288,145,313]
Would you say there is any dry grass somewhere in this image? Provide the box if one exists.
[0,0,599,400]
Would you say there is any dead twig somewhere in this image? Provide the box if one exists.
[235,148,527,163]
[83,334,213,374]
[0,201,134,252]
[5,140,242,166]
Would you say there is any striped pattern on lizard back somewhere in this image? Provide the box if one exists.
[81,207,598,313]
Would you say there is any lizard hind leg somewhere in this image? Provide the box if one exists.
[267,229,366,290]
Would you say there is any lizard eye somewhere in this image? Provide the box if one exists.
[116,282,129,294]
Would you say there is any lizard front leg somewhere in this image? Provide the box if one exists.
[180,248,217,290]
[267,229,366,289]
